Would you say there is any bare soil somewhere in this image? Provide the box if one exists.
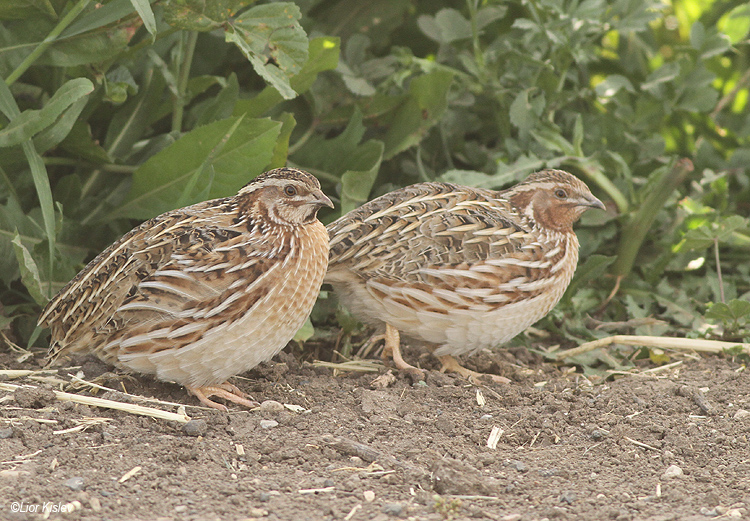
[1,344,749,521]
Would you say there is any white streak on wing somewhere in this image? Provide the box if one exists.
[417,267,485,280]
[544,246,561,258]
[139,280,196,300]
[168,321,206,339]
[117,301,177,314]
[484,258,551,269]
[153,269,195,281]
[119,327,172,349]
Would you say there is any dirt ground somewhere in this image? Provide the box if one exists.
[1,342,749,521]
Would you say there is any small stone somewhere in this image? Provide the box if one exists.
[501,515,522,521]
[382,503,404,516]
[364,490,376,502]
[509,460,528,473]
[182,419,208,437]
[65,477,85,491]
[0,427,13,439]
[480,414,493,420]
[174,505,188,513]
[560,491,576,504]
[323,479,335,488]
[259,419,279,429]
[727,508,746,518]
[89,497,102,512]
[259,492,271,502]
[662,465,683,479]
[733,409,750,420]
[248,507,268,517]
[260,400,284,413]
[590,429,606,441]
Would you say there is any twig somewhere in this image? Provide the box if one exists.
[623,436,661,452]
[321,435,426,477]
[0,382,190,423]
[68,374,210,410]
[556,335,750,361]
[312,360,383,373]
[677,385,713,415]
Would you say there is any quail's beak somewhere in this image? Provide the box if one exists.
[312,190,334,209]
[580,194,605,211]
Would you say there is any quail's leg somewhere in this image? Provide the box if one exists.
[381,323,425,379]
[437,355,511,385]
[187,382,260,411]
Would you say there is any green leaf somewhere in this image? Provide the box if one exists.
[226,3,308,100]
[235,36,340,118]
[34,96,88,155]
[562,255,615,304]
[382,69,453,159]
[163,0,252,31]
[595,75,635,98]
[0,78,94,147]
[293,317,314,342]
[291,109,383,215]
[268,112,296,169]
[113,116,282,220]
[720,4,750,44]
[706,300,750,326]
[12,233,46,306]
[130,0,156,35]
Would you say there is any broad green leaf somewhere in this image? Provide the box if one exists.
[510,89,534,134]
[383,69,453,159]
[61,0,138,38]
[0,78,93,147]
[235,36,340,118]
[12,233,46,305]
[226,3,308,100]
[194,72,239,127]
[291,109,383,215]
[706,300,750,326]
[720,4,750,44]
[113,116,282,220]
[163,0,253,31]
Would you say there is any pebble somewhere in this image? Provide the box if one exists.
[560,491,577,504]
[0,427,13,439]
[174,505,188,513]
[260,400,285,413]
[382,503,404,516]
[260,419,279,429]
[65,477,85,491]
[662,465,683,479]
[733,409,750,420]
[182,419,208,437]
[364,490,375,502]
[509,460,528,473]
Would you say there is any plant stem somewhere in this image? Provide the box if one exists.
[714,238,725,304]
[5,0,92,86]
[43,157,137,174]
[466,0,485,81]
[172,31,199,133]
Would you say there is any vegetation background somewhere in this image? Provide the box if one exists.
[1,0,749,373]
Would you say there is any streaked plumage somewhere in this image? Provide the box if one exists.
[39,167,333,410]
[326,169,604,382]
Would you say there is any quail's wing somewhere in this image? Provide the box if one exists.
[327,182,567,309]
[40,202,284,355]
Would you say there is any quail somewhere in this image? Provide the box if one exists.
[325,169,604,382]
[39,167,333,410]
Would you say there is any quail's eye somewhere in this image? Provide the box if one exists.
[284,185,297,196]
[554,188,567,199]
